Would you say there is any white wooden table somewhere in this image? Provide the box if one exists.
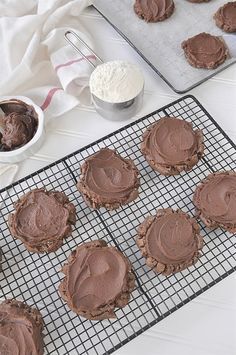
[14,6,236,355]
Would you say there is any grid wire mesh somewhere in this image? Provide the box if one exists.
[0,95,236,355]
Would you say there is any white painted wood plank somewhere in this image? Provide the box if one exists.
[9,5,236,355]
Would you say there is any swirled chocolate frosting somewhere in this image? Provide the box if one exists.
[147,211,198,263]
[134,0,175,22]
[141,117,204,175]
[214,2,236,33]
[0,99,38,151]
[193,171,236,232]
[59,240,135,320]
[137,209,203,275]
[8,188,76,253]
[77,148,140,209]
[0,299,44,355]
[182,32,228,69]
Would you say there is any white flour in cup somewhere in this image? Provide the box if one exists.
[89,60,144,103]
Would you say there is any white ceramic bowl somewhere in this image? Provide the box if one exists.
[0,96,45,163]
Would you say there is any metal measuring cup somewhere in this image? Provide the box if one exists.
[65,30,144,121]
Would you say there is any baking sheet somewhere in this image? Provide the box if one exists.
[93,0,236,93]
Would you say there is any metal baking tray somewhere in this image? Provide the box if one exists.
[93,0,236,94]
[0,95,236,354]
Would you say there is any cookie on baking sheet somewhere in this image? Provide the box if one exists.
[137,208,203,275]
[77,148,140,210]
[193,171,236,233]
[134,0,175,22]
[214,2,236,33]
[141,116,204,175]
[58,240,135,320]
[182,32,228,69]
[0,299,44,355]
[8,188,76,253]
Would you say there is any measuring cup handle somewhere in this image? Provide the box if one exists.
[64,30,103,69]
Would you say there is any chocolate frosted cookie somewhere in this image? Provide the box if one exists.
[8,188,76,253]
[193,171,236,232]
[77,148,140,209]
[0,299,44,355]
[134,0,175,22]
[0,99,38,151]
[59,240,135,320]
[182,32,228,69]
[141,117,204,175]
[214,2,236,33]
[137,209,203,275]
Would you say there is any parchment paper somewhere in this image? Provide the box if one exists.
[93,0,236,93]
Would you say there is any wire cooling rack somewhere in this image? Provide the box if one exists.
[0,95,236,355]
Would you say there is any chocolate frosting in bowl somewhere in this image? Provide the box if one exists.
[141,117,204,175]
[182,32,228,69]
[214,2,236,33]
[1,112,37,150]
[137,209,203,275]
[0,99,38,151]
[0,99,35,115]
[59,240,135,320]
[134,0,175,22]
[77,148,140,209]
[8,188,76,253]
[193,171,236,232]
[0,299,44,355]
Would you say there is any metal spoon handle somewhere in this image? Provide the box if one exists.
[64,30,103,68]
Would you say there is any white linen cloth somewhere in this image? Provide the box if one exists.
[0,0,95,189]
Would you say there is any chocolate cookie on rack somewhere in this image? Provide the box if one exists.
[182,33,228,69]
[8,188,76,253]
[134,0,175,22]
[141,116,204,175]
[193,171,236,232]
[77,148,140,209]
[214,2,236,33]
[137,208,203,275]
[59,240,135,320]
[0,299,44,355]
